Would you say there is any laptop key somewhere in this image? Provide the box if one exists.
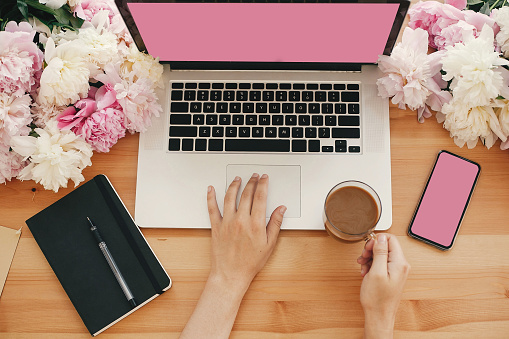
[193,114,205,125]
[226,127,237,137]
[170,102,188,112]
[252,127,264,137]
[232,115,244,125]
[272,115,284,125]
[305,127,317,138]
[265,127,277,138]
[185,83,197,89]
[195,139,207,151]
[208,139,223,151]
[170,114,192,125]
[312,115,323,126]
[184,90,196,101]
[230,103,241,113]
[342,91,360,102]
[292,140,306,152]
[171,90,183,101]
[325,116,336,126]
[217,103,228,113]
[212,83,224,89]
[276,91,287,101]
[328,91,340,102]
[199,126,211,137]
[336,140,347,153]
[289,91,300,101]
[309,140,320,152]
[259,116,270,125]
[243,103,254,113]
[292,127,303,138]
[279,127,290,138]
[263,91,275,101]
[256,103,268,113]
[204,103,215,113]
[332,128,360,138]
[182,139,193,151]
[348,103,360,114]
[319,127,330,138]
[239,127,250,137]
[334,84,346,90]
[224,90,235,101]
[246,115,257,125]
[302,91,313,101]
[315,91,326,102]
[322,146,333,152]
[198,83,211,89]
[298,115,310,126]
[309,103,320,114]
[211,91,222,101]
[236,91,248,101]
[266,83,278,89]
[197,91,209,101]
[295,103,306,114]
[212,126,224,137]
[269,103,280,113]
[225,83,237,89]
[285,115,297,126]
[335,103,346,114]
[349,146,361,153]
[206,115,217,125]
[219,115,230,125]
[225,139,290,152]
[347,84,360,90]
[282,103,294,113]
[338,116,360,126]
[190,102,201,112]
[170,126,197,137]
[249,91,261,101]
[168,138,180,151]
[171,83,184,89]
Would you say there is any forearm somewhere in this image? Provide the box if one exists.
[363,312,395,339]
[179,274,249,339]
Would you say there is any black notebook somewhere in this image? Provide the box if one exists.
[26,174,172,336]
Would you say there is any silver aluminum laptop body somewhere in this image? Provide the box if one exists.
[116,0,410,229]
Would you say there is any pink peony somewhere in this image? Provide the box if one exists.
[0,144,27,184]
[0,93,32,147]
[408,1,465,49]
[0,22,44,97]
[58,84,126,152]
[74,0,117,23]
[445,0,467,10]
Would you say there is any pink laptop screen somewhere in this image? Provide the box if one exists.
[127,3,399,63]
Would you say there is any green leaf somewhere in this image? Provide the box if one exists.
[25,0,57,14]
[467,0,484,5]
[480,1,491,14]
[17,0,29,20]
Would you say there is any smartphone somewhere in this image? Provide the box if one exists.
[408,150,481,250]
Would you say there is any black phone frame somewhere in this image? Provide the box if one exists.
[407,150,481,251]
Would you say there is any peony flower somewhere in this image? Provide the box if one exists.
[10,121,93,192]
[0,22,44,97]
[377,28,451,122]
[408,1,465,49]
[441,25,509,108]
[58,84,126,152]
[434,20,476,50]
[74,0,117,23]
[492,7,509,58]
[439,99,506,149]
[77,26,119,70]
[0,93,32,146]
[493,100,509,149]
[31,100,65,128]
[38,38,90,106]
[120,44,164,88]
[96,63,162,133]
[0,145,27,185]
[445,0,467,10]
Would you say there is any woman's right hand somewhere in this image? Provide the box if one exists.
[357,234,410,339]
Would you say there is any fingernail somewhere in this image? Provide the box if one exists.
[357,255,363,261]
[252,173,259,178]
[378,234,387,244]
[234,176,241,181]
[280,206,287,215]
[261,174,268,179]
[207,185,212,193]
[361,267,365,275]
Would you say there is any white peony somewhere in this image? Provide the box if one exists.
[38,38,90,106]
[120,44,164,88]
[492,7,509,58]
[441,25,509,108]
[10,121,93,192]
[78,26,119,69]
[0,93,32,146]
[494,100,509,149]
[440,99,506,149]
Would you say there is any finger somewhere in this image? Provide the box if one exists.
[251,174,269,222]
[357,239,375,264]
[266,205,286,246]
[361,260,372,277]
[386,234,407,264]
[237,173,260,214]
[369,233,389,277]
[223,176,242,216]
[207,185,222,227]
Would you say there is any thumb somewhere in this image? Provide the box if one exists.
[370,233,389,277]
[266,205,286,246]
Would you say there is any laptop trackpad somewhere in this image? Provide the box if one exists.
[226,165,301,218]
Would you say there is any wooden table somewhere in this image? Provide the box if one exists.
[1,103,508,338]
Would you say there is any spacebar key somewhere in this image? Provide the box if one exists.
[225,139,290,152]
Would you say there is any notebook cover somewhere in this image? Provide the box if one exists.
[26,175,171,336]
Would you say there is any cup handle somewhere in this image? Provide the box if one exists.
[364,232,377,242]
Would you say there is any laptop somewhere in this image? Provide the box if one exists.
[115,0,410,229]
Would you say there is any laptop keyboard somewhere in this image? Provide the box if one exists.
[168,82,361,153]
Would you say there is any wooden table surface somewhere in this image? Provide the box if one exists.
[1,103,509,338]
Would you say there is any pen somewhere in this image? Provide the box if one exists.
[87,217,137,308]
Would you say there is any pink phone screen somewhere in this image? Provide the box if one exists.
[410,152,479,248]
